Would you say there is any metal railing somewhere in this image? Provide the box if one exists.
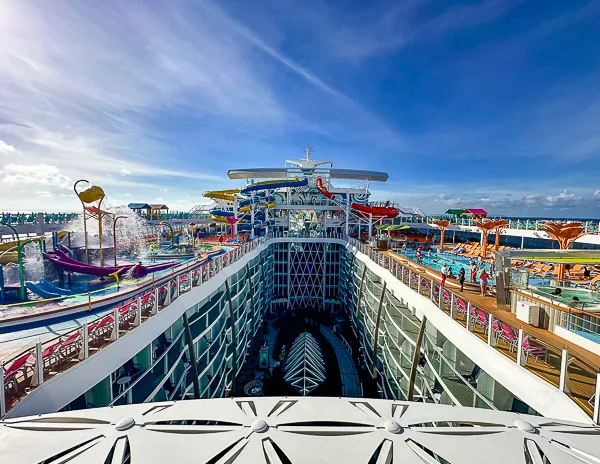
[349,238,600,422]
[421,216,600,234]
[0,237,266,417]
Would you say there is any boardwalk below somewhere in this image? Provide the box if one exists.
[320,326,361,398]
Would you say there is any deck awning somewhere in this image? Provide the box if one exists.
[148,204,169,210]
[228,167,389,182]
[445,209,465,215]
[463,208,488,216]
[127,203,151,210]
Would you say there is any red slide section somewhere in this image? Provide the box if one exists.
[315,178,335,199]
[315,178,399,219]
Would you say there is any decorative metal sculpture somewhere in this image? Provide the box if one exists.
[540,221,588,280]
[433,219,451,251]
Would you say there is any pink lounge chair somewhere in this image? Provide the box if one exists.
[3,351,34,382]
[496,322,518,351]
[522,335,548,363]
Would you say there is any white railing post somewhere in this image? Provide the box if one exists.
[111,306,120,341]
[438,285,444,310]
[559,349,570,393]
[408,269,412,289]
[430,279,434,300]
[466,303,473,331]
[0,364,5,417]
[134,296,142,326]
[166,282,172,305]
[83,323,89,359]
[188,271,193,291]
[516,329,525,366]
[487,314,496,346]
[450,293,456,319]
[417,276,421,294]
[594,373,600,424]
[33,339,43,386]
[152,288,158,314]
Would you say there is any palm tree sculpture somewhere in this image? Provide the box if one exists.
[473,219,501,258]
[540,222,588,280]
[492,219,508,251]
[433,219,451,251]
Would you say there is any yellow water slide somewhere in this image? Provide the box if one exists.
[203,188,241,202]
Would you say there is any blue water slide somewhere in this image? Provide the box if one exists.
[210,209,235,217]
[238,194,275,208]
[26,280,73,299]
[240,178,308,195]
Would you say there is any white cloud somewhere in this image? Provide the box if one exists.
[0,139,16,156]
[120,168,132,176]
[0,164,72,190]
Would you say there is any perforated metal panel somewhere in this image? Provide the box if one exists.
[1,397,599,463]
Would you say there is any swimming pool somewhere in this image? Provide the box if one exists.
[396,250,493,284]
[530,286,600,310]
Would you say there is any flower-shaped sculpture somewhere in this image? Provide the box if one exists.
[540,222,588,280]
[473,219,498,258]
[433,219,451,251]
[492,220,508,251]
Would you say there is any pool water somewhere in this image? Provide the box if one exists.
[531,287,600,308]
[396,250,494,284]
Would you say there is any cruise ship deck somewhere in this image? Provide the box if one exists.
[1,150,599,464]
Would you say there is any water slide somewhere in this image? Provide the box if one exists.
[44,251,177,278]
[25,280,73,299]
[240,177,308,195]
[315,177,399,219]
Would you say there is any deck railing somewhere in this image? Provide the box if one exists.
[349,238,600,423]
[0,237,265,417]
[2,234,599,423]
[421,216,600,234]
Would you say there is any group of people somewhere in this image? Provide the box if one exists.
[416,246,492,296]
[440,260,490,296]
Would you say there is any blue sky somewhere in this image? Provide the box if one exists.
[1,0,600,216]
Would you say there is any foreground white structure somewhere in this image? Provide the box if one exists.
[1,396,599,463]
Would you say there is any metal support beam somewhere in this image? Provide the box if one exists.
[225,280,238,394]
[371,281,387,379]
[356,266,368,324]
[407,316,428,401]
[245,263,255,335]
[182,312,200,399]
[516,329,526,366]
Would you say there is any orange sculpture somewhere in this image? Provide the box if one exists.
[473,219,498,258]
[540,222,588,280]
[492,219,508,250]
[433,219,451,251]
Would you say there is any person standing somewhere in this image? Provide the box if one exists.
[458,268,466,292]
[471,263,478,283]
[480,269,489,296]
[440,263,448,286]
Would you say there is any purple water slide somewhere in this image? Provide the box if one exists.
[44,251,177,277]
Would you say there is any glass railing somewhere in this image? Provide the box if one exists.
[348,237,600,422]
[0,237,266,417]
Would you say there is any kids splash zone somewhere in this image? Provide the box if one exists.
[0,180,224,323]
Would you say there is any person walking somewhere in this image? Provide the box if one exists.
[458,268,465,292]
[471,263,478,283]
[440,263,448,286]
[480,269,489,296]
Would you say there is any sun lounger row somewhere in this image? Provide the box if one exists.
[2,287,166,400]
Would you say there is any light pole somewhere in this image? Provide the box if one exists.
[189,223,196,249]
[73,179,90,264]
[113,215,127,266]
